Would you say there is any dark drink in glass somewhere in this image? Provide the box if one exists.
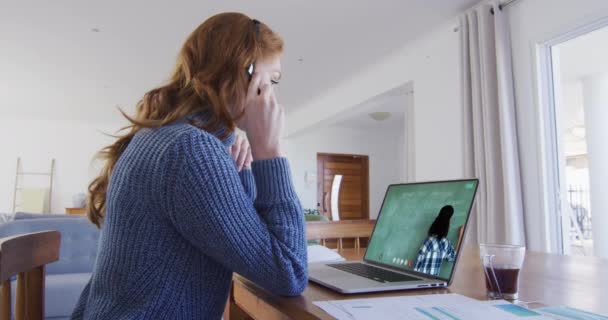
[479,244,525,300]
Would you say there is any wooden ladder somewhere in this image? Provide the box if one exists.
[11,158,55,214]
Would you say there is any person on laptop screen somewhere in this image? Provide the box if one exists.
[414,205,457,276]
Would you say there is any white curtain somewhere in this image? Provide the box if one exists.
[460,1,526,246]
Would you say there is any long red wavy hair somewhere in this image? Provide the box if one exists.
[87,12,283,227]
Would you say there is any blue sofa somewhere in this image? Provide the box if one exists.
[0,216,100,320]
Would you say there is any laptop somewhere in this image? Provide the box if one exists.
[308,179,479,294]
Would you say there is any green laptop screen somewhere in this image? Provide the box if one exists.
[364,180,478,280]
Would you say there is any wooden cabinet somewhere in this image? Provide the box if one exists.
[65,208,86,215]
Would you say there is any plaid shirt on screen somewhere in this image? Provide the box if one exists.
[413,236,456,276]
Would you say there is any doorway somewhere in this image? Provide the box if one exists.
[541,21,608,257]
[316,153,370,221]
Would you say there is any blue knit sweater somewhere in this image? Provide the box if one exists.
[71,119,308,319]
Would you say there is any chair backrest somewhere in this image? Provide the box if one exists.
[0,230,60,320]
[306,220,375,251]
[0,218,99,275]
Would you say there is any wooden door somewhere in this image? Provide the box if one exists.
[317,153,369,221]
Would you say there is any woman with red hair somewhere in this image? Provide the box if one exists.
[72,12,307,319]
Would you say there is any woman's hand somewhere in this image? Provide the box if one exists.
[237,73,284,160]
[228,134,253,171]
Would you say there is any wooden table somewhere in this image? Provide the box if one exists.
[228,246,608,319]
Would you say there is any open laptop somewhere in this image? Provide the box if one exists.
[309,179,479,294]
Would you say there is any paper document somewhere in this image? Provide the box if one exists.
[481,300,608,320]
[307,245,346,263]
[314,294,556,320]
[536,306,608,320]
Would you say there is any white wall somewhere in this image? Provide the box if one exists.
[282,1,608,252]
[582,73,608,258]
[286,22,464,183]
[0,117,122,214]
[507,0,608,252]
[285,125,404,219]
[285,0,608,252]
[559,81,587,157]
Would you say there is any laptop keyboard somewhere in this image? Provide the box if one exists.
[327,263,419,283]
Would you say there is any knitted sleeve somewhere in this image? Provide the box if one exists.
[165,130,308,296]
[238,169,257,201]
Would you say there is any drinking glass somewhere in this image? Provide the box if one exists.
[479,244,526,300]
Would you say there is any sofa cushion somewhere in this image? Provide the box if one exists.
[0,218,100,274]
[0,212,15,223]
[14,212,84,220]
[46,273,91,318]
[11,273,91,318]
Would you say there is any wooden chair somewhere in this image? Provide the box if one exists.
[0,231,61,320]
[306,220,375,251]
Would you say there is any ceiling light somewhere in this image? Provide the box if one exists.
[297,58,304,62]
[91,28,100,33]
[369,112,391,121]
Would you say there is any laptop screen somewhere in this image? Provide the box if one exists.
[364,179,478,281]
